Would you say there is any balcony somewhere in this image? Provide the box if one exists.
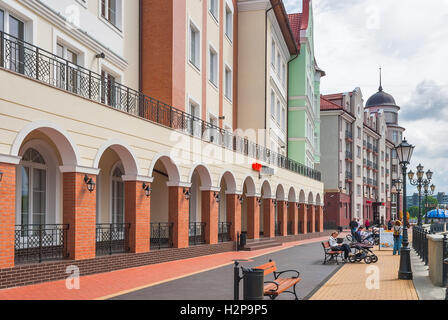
[345,171,353,181]
[0,31,321,182]
[367,160,373,169]
[373,145,378,153]
[345,131,353,141]
[367,178,373,185]
[367,143,373,152]
[345,151,353,161]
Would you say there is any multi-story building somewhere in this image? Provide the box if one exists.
[287,0,324,169]
[0,0,325,288]
[318,87,395,228]
[364,77,405,220]
[436,192,448,206]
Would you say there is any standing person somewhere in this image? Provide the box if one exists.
[329,232,352,261]
[387,219,393,231]
[356,218,361,231]
[393,220,403,255]
[349,218,358,240]
[365,219,370,231]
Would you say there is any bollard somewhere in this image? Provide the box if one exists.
[239,232,247,250]
[234,261,241,300]
[242,267,264,300]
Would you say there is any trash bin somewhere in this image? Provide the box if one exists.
[337,226,343,233]
[239,232,247,249]
[242,268,264,300]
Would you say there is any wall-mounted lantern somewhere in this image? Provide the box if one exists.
[142,182,152,197]
[84,174,96,192]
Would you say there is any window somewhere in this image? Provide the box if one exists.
[357,126,361,139]
[0,9,4,32]
[209,47,218,86]
[111,165,124,224]
[20,149,47,226]
[276,100,280,124]
[392,131,398,143]
[225,4,233,41]
[357,146,361,158]
[357,165,361,177]
[189,22,200,69]
[282,63,286,87]
[5,14,25,74]
[101,0,122,30]
[101,69,117,107]
[277,52,281,74]
[271,91,275,119]
[57,43,80,92]
[188,101,201,137]
[209,0,219,21]
[209,114,218,143]
[225,66,232,100]
[357,184,361,197]
[281,107,286,131]
[271,41,276,66]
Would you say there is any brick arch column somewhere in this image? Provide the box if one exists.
[62,169,99,260]
[168,182,190,248]
[307,204,316,233]
[277,200,288,236]
[0,158,20,269]
[315,205,324,233]
[263,198,275,238]
[226,192,242,242]
[201,187,220,245]
[246,195,258,240]
[298,203,308,234]
[124,178,152,253]
[288,202,298,235]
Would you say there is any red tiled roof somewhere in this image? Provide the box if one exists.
[320,97,343,111]
[287,0,310,49]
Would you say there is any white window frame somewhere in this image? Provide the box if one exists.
[224,63,233,101]
[187,96,202,137]
[209,0,219,23]
[110,162,125,225]
[99,0,123,32]
[225,2,233,42]
[188,18,201,71]
[209,44,218,88]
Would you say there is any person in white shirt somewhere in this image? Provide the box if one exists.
[329,232,352,260]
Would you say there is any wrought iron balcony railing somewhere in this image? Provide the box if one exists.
[345,151,353,160]
[14,224,69,264]
[218,222,232,243]
[189,222,206,246]
[95,223,130,256]
[0,31,321,181]
[345,131,353,140]
[150,222,173,250]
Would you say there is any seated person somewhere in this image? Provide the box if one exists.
[354,226,364,242]
[329,232,352,260]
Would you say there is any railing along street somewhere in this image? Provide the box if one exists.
[14,224,69,264]
[189,222,206,246]
[0,31,321,182]
[218,222,231,243]
[150,222,173,250]
[95,223,130,256]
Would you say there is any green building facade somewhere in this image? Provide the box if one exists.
[287,0,324,169]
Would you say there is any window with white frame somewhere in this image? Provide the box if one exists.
[111,165,125,224]
[209,46,218,87]
[281,107,286,131]
[282,63,286,87]
[56,43,80,92]
[225,4,233,41]
[101,68,119,107]
[209,114,218,143]
[271,40,276,67]
[277,52,281,75]
[0,9,25,73]
[188,100,201,137]
[189,21,200,70]
[101,0,122,30]
[271,90,275,119]
[276,100,280,124]
[225,66,232,100]
[209,0,219,21]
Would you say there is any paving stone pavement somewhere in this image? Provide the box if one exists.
[309,248,419,300]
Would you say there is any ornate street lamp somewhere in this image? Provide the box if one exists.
[83,174,96,192]
[392,179,402,221]
[423,183,436,224]
[395,139,415,280]
[408,164,434,226]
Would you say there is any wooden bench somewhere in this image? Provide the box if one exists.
[252,260,301,300]
[322,241,343,265]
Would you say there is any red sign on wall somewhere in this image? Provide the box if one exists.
[252,163,262,172]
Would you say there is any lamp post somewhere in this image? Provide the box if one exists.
[395,139,415,280]
[408,164,433,226]
[423,183,436,224]
[392,179,402,222]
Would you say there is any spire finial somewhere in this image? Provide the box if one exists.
[379,66,383,91]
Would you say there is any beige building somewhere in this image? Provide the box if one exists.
[0,0,326,288]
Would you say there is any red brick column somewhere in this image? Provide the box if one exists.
[168,186,189,248]
[289,202,298,235]
[263,198,275,238]
[226,194,241,241]
[308,204,316,233]
[0,163,16,269]
[246,196,258,240]
[299,204,307,234]
[316,205,324,232]
[201,190,219,245]
[63,172,96,260]
[277,201,287,236]
[125,181,150,253]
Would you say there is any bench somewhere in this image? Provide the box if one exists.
[253,260,301,300]
[321,241,343,265]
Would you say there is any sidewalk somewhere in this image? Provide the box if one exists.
[411,248,446,300]
[0,235,335,300]
[309,248,418,300]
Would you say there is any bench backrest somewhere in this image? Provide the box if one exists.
[254,261,277,276]
[322,241,331,249]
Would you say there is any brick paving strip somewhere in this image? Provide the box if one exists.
[0,235,336,300]
[309,249,419,300]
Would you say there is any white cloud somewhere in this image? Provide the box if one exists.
[285,0,448,194]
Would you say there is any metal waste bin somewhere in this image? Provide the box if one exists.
[239,232,247,249]
[242,268,264,300]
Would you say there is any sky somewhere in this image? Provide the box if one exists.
[284,0,448,197]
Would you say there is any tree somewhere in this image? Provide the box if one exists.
[408,206,419,219]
